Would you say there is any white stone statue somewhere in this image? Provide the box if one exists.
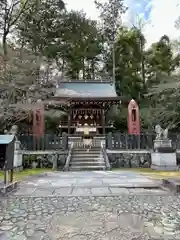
[155,125,162,140]
[163,128,169,139]
[155,125,168,140]
[9,125,18,135]
[8,125,18,140]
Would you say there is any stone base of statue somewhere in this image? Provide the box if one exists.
[153,139,172,149]
[151,153,177,170]
[13,140,23,171]
[151,139,177,170]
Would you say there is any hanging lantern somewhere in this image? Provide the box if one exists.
[84,114,88,119]
[78,115,82,119]
[90,114,94,119]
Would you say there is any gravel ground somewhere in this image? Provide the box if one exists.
[0,195,180,239]
[0,171,179,240]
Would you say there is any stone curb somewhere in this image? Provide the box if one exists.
[0,181,19,196]
[162,178,180,194]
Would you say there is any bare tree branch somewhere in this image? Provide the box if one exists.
[8,0,29,29]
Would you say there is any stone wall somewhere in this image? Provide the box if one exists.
[22,152,68,170]
[107,152,151,168]
[107,151,180,169]
[176,153,180,165]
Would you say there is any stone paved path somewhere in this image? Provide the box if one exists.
[12,171,163,197]
[0,171,180,239]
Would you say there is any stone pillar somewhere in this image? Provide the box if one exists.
[107,132,113,149]
[151,139,177,170]
[14,140,23,171]
[62,132,68,150]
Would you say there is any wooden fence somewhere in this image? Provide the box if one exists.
[17,132,180,151]
[105,132,180,150]
[18,134,67,151]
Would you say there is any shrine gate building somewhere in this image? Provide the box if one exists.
[50,80,121,135]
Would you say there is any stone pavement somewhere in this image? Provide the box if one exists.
[0,171,180,239]
[12,171,164,197]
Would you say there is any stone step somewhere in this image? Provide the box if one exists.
[70,158,105,164]
[71,156,103,161]
[71,152,102,158]
[71,155,103,158]
[72,154,101,157]
[73,150,99,154]
[73,140,102,142]
[70,162,105,167]
[68,144,106,171]
[73,146,101,149]
[73,145,102,149]
[71,153,101,158]
[69,165,106,171]
[72,149,101,154]
[73,149,101,153]
[73,142,102,144]
[71,157,102,162]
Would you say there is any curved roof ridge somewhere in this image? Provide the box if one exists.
[55,81,118,98]
[58,79,113,83]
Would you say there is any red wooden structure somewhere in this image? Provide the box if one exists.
[32,100,44,137]
[127,99,140,135]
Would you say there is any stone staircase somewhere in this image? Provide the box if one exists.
[63,137,111,171]
[66,137,108,171]
[69,146,106,171]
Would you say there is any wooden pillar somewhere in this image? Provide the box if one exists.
[102,109,105,135]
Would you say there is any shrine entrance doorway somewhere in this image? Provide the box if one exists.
[71,106,103,135]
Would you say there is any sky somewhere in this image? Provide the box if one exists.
[64,0,180,48]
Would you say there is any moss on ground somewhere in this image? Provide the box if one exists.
[0,168,54,181]
[112,168,180,179]
[0,168,179,181]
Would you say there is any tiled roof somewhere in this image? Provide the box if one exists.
[55,81,118,98]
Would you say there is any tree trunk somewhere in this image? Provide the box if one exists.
[2,32,8,76]
[91,59,95,79]
[139,37,146,91]
[62,56,65,74]
[20,39,25,61]
[3,33,8,58]
[82,58,85,79]
[45,60,51,83]
[141,55,145,89]
[36,54,41,83]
